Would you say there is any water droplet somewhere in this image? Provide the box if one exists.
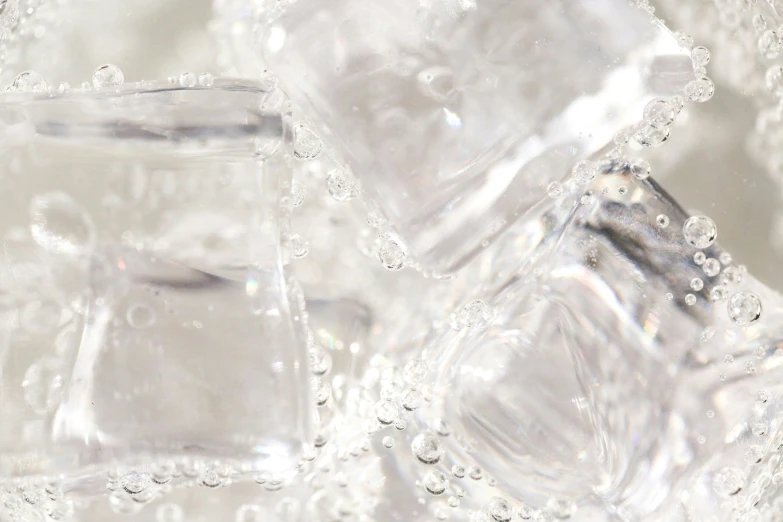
[683,216,717,249]
[198,73,214,87]
[22,356,64,414]
[411,433,444,464]
[92,64,124,89]
[690,278,704,291]
[179,72,197,88]
[382,436,395,448]
[293,123,322,160]
[288,234,309,259]
[12,71,46,92]
[120,473,151,494]
[488,497,513,522]
[156,503,184,522]
[326,169,357,201]
[685,294,697,306]
[572,160,598,184]
[727,292,762,326]
[643,99,675,129]
[378,238,405,271]
[423,471,448,495]
[375,399,401,425]
[126,303,156,329]
[30,192,96,255]
[546,181,563,198]
[656,214,669,228]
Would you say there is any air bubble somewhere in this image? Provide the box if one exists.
[120,473,151,494]
[378,238,405,271]
[291,180,305,207]
[127,303,156,329]
[469,466,483,480]
[411,433,444,464]
[710,285,730,302]
[656,214,669,228]
[179,72,197,87]
[683,216,717,249]
[156,503,184,522]
[374,399,401,425]
[634,125,670,148]
[455,300,492,329]
[572,161,598,184]
[423,471,448,495]
[694,252,706,265]
[703,258,721,277]
[691,46,711,66]
[313,379,331,406]
[721,266,742,285]
[759,29,782,59]
[685,294,697,306]
[93,64,124,89]
[198,73,214,87]
[236,504,264,522]
[719,252,733,265]
[401,388,423,410]
[30,191,96,256]
[288,234,309,259]
[643,99,675,129]
[546,181,563,198]
[690,278,704,291]
[382,436,395,448]
[452,465,465,478]
[326,169,357,201]
[12,71,46,92]
[727,292,762,326]
[293,123,322,160]
[403,358,428,385]
[546,498,576,520]
[22,356,64,414]
[488,497,513,522]
[630,158,651,179]
[676,32,694,49]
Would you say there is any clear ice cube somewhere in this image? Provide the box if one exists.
[0,79,312,487]
[256,0,694,272]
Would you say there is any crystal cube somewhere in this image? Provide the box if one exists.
[257,0,694,272]
[0,79,312,487]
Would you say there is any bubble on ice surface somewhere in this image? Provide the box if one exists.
[691,45,711,66]
[703,258,721,277]
[179,72,197,87]
[727,292,762,326]
[488,497,513,522]
[326,169,358,201]
[126,303,156,329]
[374,399,401,425]
[572,160,598,184]
[643,99,676,129]
[92,64,124,88]
[423,471,448,495]
[403,358,428,385]
[411,433,444,464]
[156,503,183,522]
[630,158,651,179]
[29,191,96,255]
[22,356,64,414]
[378,237,405,271]
[293,123,323,160]
[198,73,214,87]
[683,216,717,249]
[120,473,151,495]
[291,180,305,207]
[11,71,46,92]
[547,181,563,198]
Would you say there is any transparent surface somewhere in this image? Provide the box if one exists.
[0,80,312,486]
[258,0,694,272]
